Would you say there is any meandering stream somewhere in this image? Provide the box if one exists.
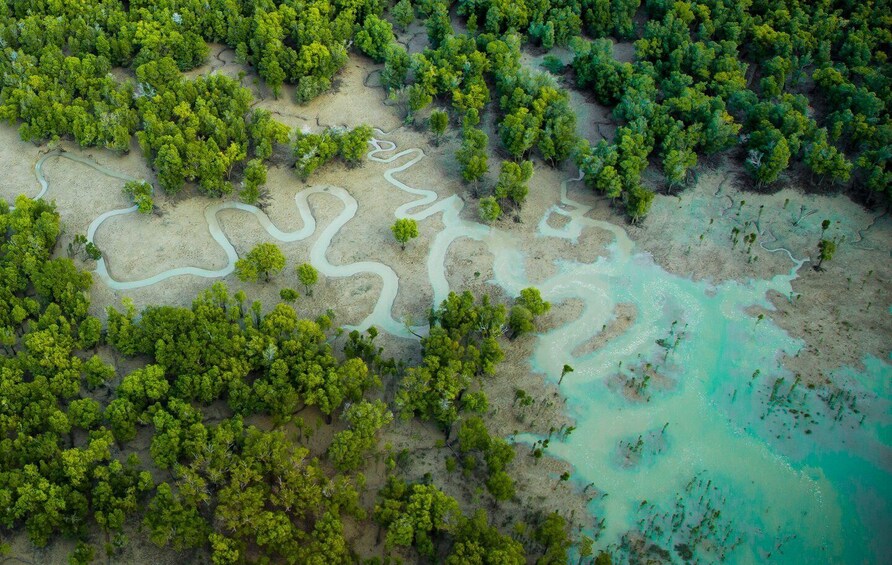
[25,136,891,564]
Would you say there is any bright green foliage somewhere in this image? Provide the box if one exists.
[0,46,137,150]
[375,477,461,558]
[122,181,154,214]
[624,184,655,223]
[296,263,319,296]
[279,288,300,303]
[457,128,489,185]
[391,218,419,250]
[356,15,395,63]
[804,129,852,185]
[747,134,791,187]
[499,107,540,159]
[241,159,268,205]
[816,239,836,271]
[393,0,416,30]
[249,110,290,161]
[119,364,170,411]
[663,148,698,188]
[83,355,116,389]
[293,130,341,180]
[0,199,533,563]
[338,125,374,166]
[407,83,434,120]
[293,125,372,179]
[68,398,102,430]
[429,110,449,144]
[507,305,534,338]
[517,287,550,316]
[144,483,209,550]
[328,400,393,471]
[235,243,286,283]
[494,160,534,206]
[396,292,506,431]
[478,196,502,223]
[136,71,257,197]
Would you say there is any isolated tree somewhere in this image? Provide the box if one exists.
[559,364,573,384]
[296,263,319,296]
[391,218,419,250]
[235,243,286,283]
[815,239,836,271]
[429,110,449,145]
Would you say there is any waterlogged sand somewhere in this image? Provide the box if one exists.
[633,159,892,382]
[1,51,890,564]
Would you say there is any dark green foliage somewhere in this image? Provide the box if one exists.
[429,110,449,144]
[456,416,517,500]
[478,196,502,222]
[135,69,276,197]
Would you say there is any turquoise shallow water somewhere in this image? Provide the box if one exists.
[508,184,891,563]
[25,139,890,563]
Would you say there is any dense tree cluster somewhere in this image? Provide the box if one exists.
[396,291,507,433]
[0,199,567,562]
[568,0,890,212]
[293,125,374,180]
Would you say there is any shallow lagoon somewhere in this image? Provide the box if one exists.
[508,177,891,563]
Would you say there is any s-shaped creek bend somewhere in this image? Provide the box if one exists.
[24,132,890,564]
[29,132,583,337]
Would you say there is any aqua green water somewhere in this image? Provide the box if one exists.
[25,138,890,564]
[510,177,891,563]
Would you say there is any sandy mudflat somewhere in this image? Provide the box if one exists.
[2,47,889,563]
